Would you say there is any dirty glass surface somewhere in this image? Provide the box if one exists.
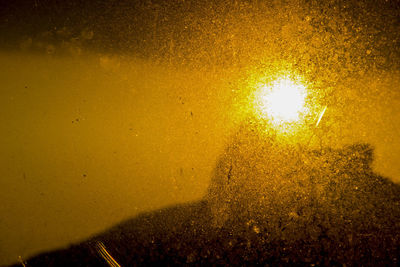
[1,0,399,266]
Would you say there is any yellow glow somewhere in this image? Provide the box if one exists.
[256,77,307,125]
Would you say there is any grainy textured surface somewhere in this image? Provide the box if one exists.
[2,1,399,265]
[11,128,400,266]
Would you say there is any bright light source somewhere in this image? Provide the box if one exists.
[256,77,307,125]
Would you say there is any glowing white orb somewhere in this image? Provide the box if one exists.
[257,78,307,124]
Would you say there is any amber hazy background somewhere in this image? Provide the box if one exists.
[0,52,241,265]
[1,0,399,265]
[1,51,400,266]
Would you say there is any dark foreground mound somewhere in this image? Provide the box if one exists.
[10,129,400,266]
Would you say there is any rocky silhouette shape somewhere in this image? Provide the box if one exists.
[10,123,400,266]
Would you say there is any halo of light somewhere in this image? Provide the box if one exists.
[254,77,308,127]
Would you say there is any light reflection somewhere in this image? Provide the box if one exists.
[244,72,327,146]
[256,77,307,124]
[251,75,314,137]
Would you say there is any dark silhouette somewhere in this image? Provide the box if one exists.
[11,122,400,266]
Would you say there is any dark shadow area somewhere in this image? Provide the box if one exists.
[10,122,400,266]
